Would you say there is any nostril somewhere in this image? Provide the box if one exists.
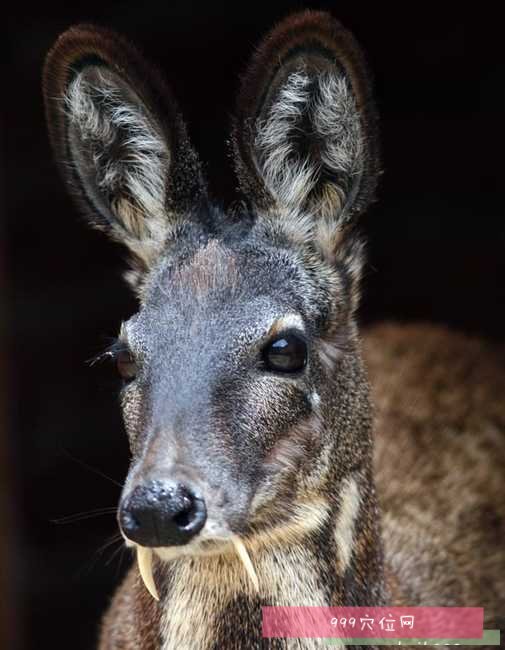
[171,485,206,534]
[173,508,193,529]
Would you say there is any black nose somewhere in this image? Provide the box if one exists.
[119,480,207,547]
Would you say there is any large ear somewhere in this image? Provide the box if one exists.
[43,24,207,289]
[232,10,379,258]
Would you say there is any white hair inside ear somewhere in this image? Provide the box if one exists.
[254,68,364,223]
[64,67,173,278]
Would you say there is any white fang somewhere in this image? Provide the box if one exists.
[232,535,259,593]
[137,545,160,601]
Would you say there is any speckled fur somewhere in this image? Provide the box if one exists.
[365,324,505,622]
[43,10,504,650]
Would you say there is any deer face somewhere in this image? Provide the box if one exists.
[44,12,379,559]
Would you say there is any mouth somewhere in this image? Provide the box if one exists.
[134,534,259,600]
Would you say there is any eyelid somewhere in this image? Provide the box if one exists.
[265,328,308,347]
[267,314,306,339]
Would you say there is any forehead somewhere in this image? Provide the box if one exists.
[147,237,314,310]
[128,236,329,344]
[171,240,239,297]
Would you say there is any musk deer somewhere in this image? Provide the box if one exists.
[43,10,505,650]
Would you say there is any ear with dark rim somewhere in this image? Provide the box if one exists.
[43,24,207,291]
[232,10,380,261]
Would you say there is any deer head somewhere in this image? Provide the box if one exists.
[43,10,381,591]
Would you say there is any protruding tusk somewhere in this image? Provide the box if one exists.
[137,546,160,601]
[232,535,259,593]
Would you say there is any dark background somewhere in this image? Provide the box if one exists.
[4,2,505,649]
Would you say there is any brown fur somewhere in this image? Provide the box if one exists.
[99,564,163,649]
[365,323,505,621]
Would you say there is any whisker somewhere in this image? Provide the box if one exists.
[75,533,125,580]
[60,448,123,488]
[106,542,128,567]
[115,545,129,578]
[52,507,118,525]
[95,533,124,557]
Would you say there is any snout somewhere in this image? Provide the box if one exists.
[119,480,207,547]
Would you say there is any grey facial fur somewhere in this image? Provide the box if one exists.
[117,227,358,540]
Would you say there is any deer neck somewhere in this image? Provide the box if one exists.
[145,469,386,649]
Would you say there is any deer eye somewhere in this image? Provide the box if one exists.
[116,349,137,381]
[262,333,307,373]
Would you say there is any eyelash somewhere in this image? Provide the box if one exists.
[88,340,129,366]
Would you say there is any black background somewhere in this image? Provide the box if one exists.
[5,2,505,649]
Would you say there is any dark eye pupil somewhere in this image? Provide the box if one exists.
[116,350,137,380]
[263,334,307,373]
